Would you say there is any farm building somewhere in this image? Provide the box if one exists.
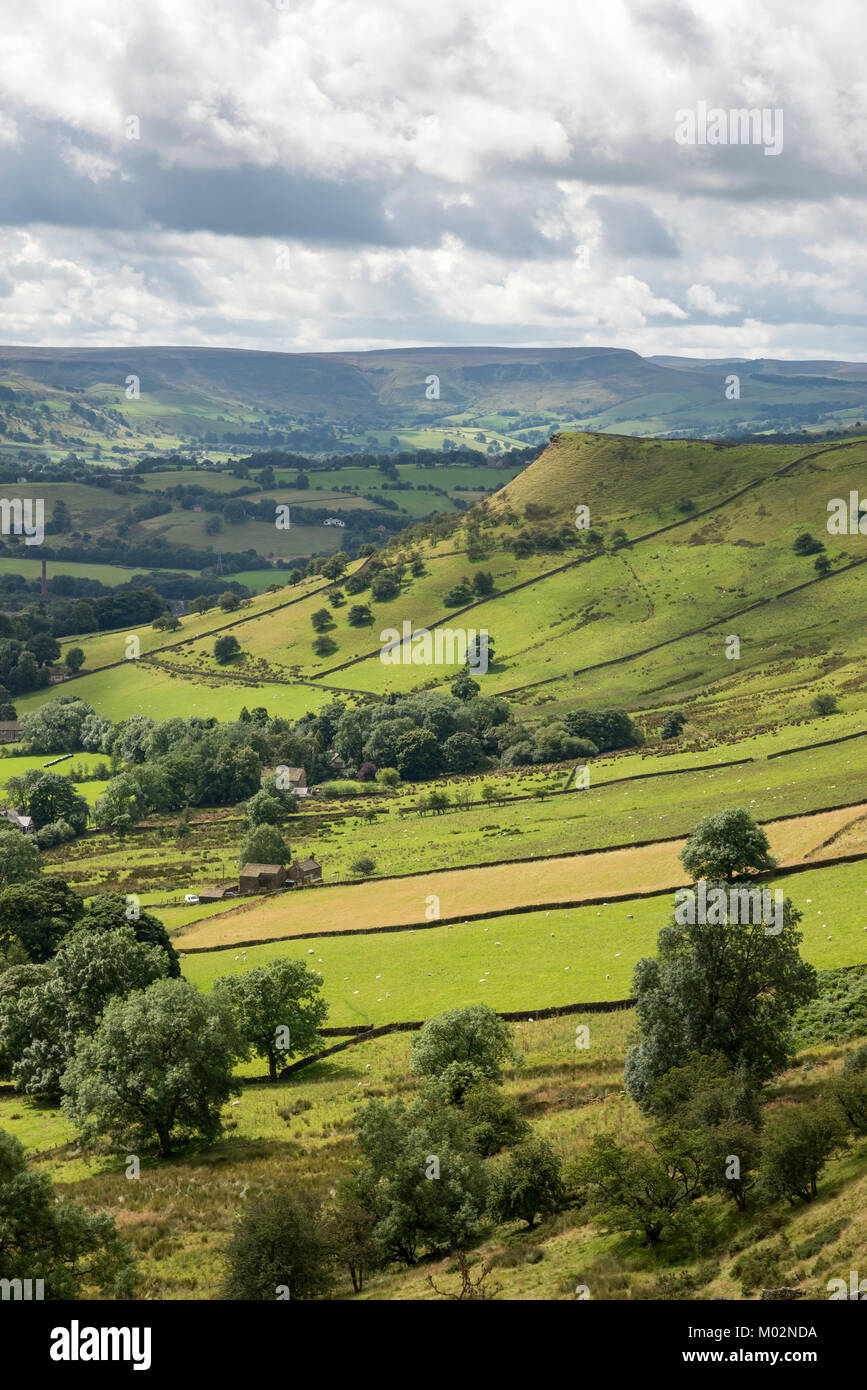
[0,721,21,744]
[3,808,33,833]
[287,857,322,887]
[197,882,239,903]
[239,862,287,894]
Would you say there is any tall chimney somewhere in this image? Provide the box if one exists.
[41,558,47,597]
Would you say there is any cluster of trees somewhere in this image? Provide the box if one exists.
[0,887,326,1158]
[222,1003,565,1298]
[3,768,89,846]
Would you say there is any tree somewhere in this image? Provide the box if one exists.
[814,554,832,576]
[347,604,373,626]
[80,893,181,978]
[758,1102,844,1204]
[330,1194,379,1294]
[575,1130,703,1246]
[62,977,239,1158]
[0,877,83,963]
[239,823,291,867]
[221,1188,334,1300]
[661,710,686,740]
[0,829,42,889]
[793,532,824,556]
[811,692,838,716]
[832,1046,867,1135]
[427,1250,501,1301]
[375,766,399,787]
[322,552,348,579]
[351,1096,488,1265]
[411,1005,512,1094]
[0,926,169,1099]
[213,959,327,1082]
[680,807,777,883]
[472,570,495,596]
[645,1053,763,1211]
[462,1080,530,1156]
[624,897,816,1106]
[564,708,640,753]
[214,633,241,664]
[13,770,88,832]
[0,1129,137,1298]
[64,647,86,673]
[351,855,376,876]
[451,670,480,702]
[487,1138,564,1230]
[245,789,283,827]
[395,727,443,781]
[219,591,241,612]
[370,572,399,602]
[442,731,486,773]
[311,608,332,632]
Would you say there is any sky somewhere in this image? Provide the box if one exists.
[1,0,867,358]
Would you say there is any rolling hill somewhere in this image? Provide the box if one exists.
[4,344,867,461]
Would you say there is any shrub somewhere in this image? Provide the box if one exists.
[351,856,376,876]
[811,692,838,716]
[487,1139,565,1229]
[221,1188,333,1300]
[214,634,241,664]
[374,767,399,787]
[758,1102,845,1204]
[370,573,399,602]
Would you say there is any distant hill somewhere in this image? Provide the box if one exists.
[2,344,867,460]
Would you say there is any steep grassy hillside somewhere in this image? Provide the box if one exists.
[17,430,867,738]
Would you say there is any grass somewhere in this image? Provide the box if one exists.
[179,857,867,1023]
[3,1010,864,1300]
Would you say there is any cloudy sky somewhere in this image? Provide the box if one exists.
[1,0,866,357]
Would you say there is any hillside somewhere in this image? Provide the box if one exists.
[4,344,867,462]
[3,425,867,1310]
[19,428,867,740]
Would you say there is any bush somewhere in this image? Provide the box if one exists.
[370,573,400,602]
[794,533,824,556]
[487,1139,565,1229]
[463,1081,530,1156]
[375,767,400,787]
[411,1005,512,1091]
[811,692,838,716]
[221,1189,334,1300]
[315,779,379,798]
[758,1102,845,1204]
[214,634,241,664]
[351,856,376,876]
